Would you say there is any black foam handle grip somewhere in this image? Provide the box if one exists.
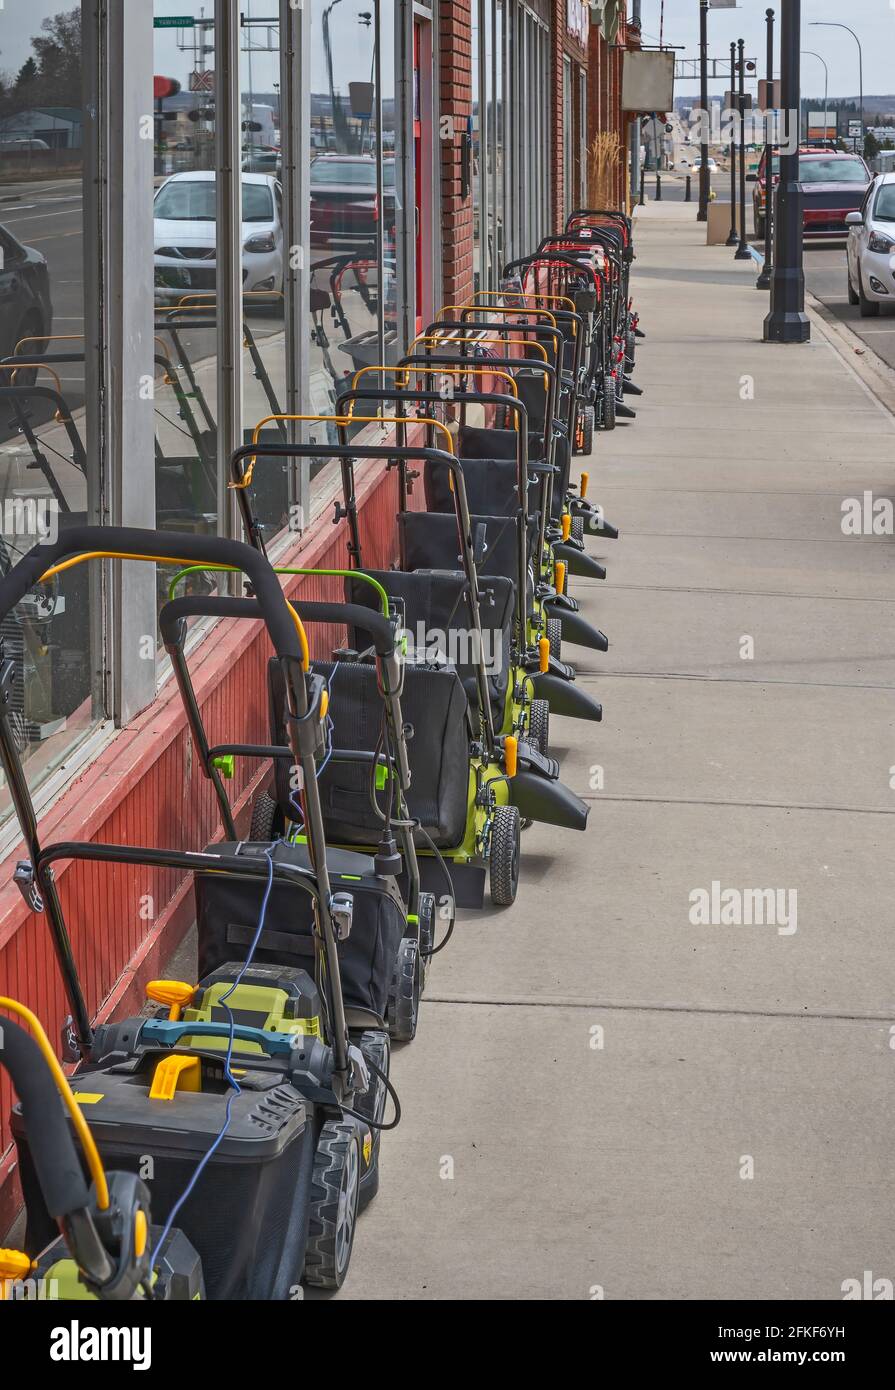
[0,526,302,665]
[159,594,397,659]
[0,1015,91,1220]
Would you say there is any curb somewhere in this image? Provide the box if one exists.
[805,290,895,422]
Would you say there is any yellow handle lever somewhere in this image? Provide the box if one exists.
[504,736,518,778]
[146,980,196,1022]
[555,561,566,596]
[539,637,550,674]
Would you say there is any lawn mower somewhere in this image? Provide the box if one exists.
[0,526,395,1295]
[388,354,610,656]
[164,564,435,1047]
[230,435,590,907]
[422,309,619,554]
[0,996,203,1300]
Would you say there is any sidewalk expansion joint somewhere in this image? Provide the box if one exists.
[577,672,895,692]
[580,794,895,816]
[422,995,892,1025]
[594,583,895,604]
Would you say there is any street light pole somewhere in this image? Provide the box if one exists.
[801,50,828,136]
[764,0,809,343]
[756,8,775,291]
[698,0,709,221]
[735,38,751,259]
[811,21,862,152]
[727,42,738,245]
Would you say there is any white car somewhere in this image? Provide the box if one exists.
[690,158,718,175]
[846,172,895,317]
[154,170,284,304]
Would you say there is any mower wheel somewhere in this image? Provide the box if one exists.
[352,1029,390,1211]
[600,380,616,431]
[417,891,436,989]
[546,616,562,661]
[580,405,595,456]
[528,698,550,755]
[249,788,282,841]
[490,805,521,907]
[625,329,636,368]
[304,1120,361,1289]
[570,514,585,545]
[387,935,420,1042]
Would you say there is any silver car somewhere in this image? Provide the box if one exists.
[846,172,895,317]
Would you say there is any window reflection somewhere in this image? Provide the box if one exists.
[309,0,390,451]
[152,3,219,540]
[0,2,100,820]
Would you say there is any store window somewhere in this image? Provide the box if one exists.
[240,5,291,541]
[0,2,104,827]
[152,4,220,538]
[563,56,572,224]
[308,0,395,451]
[471,0,483,291]
[579,66,587,206]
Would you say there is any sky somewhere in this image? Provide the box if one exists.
[639,2,895,100]
[1,1,393,98]
[2,2,890,104]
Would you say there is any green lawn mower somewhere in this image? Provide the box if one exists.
[231,438,589,908]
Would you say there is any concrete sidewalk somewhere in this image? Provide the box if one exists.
[339,202,895,1301]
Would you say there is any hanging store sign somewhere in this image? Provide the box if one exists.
[566,0,590,46]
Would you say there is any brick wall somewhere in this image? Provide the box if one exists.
[439,0,474,305]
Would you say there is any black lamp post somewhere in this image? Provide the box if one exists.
[726,42,738,245]
[735,38,751,259]
[698,0,709,221]
[756,8,775,290]
[763,0,809,342]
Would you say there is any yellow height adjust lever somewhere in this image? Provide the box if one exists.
[580,471,589,500]
[539,637,550,674]
[146,980,196,1022]
[555,561,566,596]
[1,1249,34,1299]
[561,513,572,542]
[149,1055,201,1102]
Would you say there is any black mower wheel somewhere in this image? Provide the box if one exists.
[416,891,436,988]
[570,514,585,545]
[546,616,562,662]
[352,1029,390,1211]
[387,935,420,1042]
[303,1120,361,1289]
[580,405,595,455]
[528,698,550,755]
[600,380,616,431]
[625,329,636,368]
[249,788,282,841]
[490,804,521,907]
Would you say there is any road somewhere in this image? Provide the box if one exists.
[651,172,895,370]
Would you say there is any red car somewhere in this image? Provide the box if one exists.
[753,146,871,240]
[310,154,396,248]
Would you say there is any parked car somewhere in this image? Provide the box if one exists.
[310,154,396,247]
[753,146,871,240]
[242,146,282,177]
[154,170,285,303]
[0,223,53,368]
[846,172,895,316]
[690,158,717,175]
